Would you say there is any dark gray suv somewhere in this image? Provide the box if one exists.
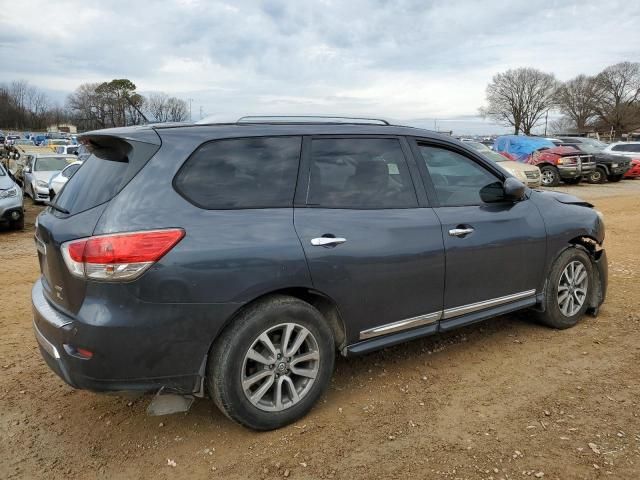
[32,117,607,430]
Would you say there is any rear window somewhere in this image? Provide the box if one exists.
[174,136,302,209]
[55,138,159,215]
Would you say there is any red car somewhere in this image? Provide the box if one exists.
[624,158,640,178]
[494,136,596,187]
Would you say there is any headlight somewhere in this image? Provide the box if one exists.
[36,180,49,188]
[0,186,18,199]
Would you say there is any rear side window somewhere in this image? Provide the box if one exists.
[306,138,418,208]
[174,136,302,209]
[55,138,159,215]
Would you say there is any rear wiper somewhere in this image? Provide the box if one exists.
[45,200,70,215]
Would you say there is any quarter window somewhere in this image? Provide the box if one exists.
[306,138,418,208]
[174,136,302,209]
[418,144,505,206]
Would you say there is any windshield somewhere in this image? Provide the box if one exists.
[465,141,492,152]
[34,157,71,171]
[572,143,602,154]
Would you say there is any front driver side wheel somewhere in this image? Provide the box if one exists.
[540,165,560,187]
[537,248,593,329]
[207,295,335,430]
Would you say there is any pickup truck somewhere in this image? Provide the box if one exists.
[554,137,630,183]
[494,135,595,187]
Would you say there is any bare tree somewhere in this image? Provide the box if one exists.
[548,116,576,135]
[481,67,558,135]
[555,75,598,132]
[145,93,189,122]
[165,96,189,122]
[592,61,640,134]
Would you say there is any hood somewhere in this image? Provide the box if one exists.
[545,146,581,156]
[0,174,16,190]
[498,160,539,173]
[34,170,60,183]
[535,189,593,208]
[594,152,631,163]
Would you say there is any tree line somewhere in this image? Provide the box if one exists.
[0,78,190,132]
[481,62,640,137]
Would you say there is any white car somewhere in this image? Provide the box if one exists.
[48,161,83,198]
[23,154,76,203]
[601,141,640,158]
[54,145,79,156]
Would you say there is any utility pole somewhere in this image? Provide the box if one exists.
[188,98,193,121]
[199,106,203,120]
[544,110,549,136]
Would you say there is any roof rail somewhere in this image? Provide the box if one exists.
[236,115,390,126]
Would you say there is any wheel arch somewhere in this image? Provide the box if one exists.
[536,235,605,315]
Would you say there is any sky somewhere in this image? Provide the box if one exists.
[1,0,639,134]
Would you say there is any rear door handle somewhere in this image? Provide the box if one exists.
[448,227,474,237]
[311,237,347,247]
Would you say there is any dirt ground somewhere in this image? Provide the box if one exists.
[1,183,639,480]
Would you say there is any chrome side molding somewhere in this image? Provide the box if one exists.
[359,311,441,340]
[358,289,536,340]
[442,289,536,319]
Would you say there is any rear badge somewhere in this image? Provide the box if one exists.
[54,285,64,301]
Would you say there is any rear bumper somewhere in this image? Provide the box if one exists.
[31,278,238,394]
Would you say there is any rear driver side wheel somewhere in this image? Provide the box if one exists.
[207,295,335,430]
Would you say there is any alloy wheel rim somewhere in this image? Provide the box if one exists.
[541,170,555,185]
[557,260,588,317]
[592,171,602,181]
[241,323,320,412]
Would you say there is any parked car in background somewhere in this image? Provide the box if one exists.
[45,139,70,151]
[33,118,607,431]
[463,140,541,187]
[602,142,640,159]
[624,158,640,179]
[554,137,631,183]
[48,160,82,198]
[0,162,24,230]
[33,134,48,146]
[494,135,595,187]
[54,145,79,156]
[22,154,76,203]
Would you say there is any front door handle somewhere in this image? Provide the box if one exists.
[448,227,474,237]
[311,237,347,247]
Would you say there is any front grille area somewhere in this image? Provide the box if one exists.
[525,170,540,179]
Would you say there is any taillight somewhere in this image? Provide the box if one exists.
[61,229,185,281]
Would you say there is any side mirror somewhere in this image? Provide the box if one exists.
[504,177,526,201]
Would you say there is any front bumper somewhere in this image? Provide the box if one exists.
[588,248,608,314]
[0,195,23,223]
[33,186,50,202]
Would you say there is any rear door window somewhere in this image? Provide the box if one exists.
[306,138,418,208]
[174,136,302,209]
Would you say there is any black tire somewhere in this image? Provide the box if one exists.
[562,176,582,185]
[10,214,24,230]
[537,248,593,329]
[608,174,623,182]
[540,165,560,187]
[207,295,335,430]
[587,167,607,184]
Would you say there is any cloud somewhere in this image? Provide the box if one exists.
[1,0,639,133]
